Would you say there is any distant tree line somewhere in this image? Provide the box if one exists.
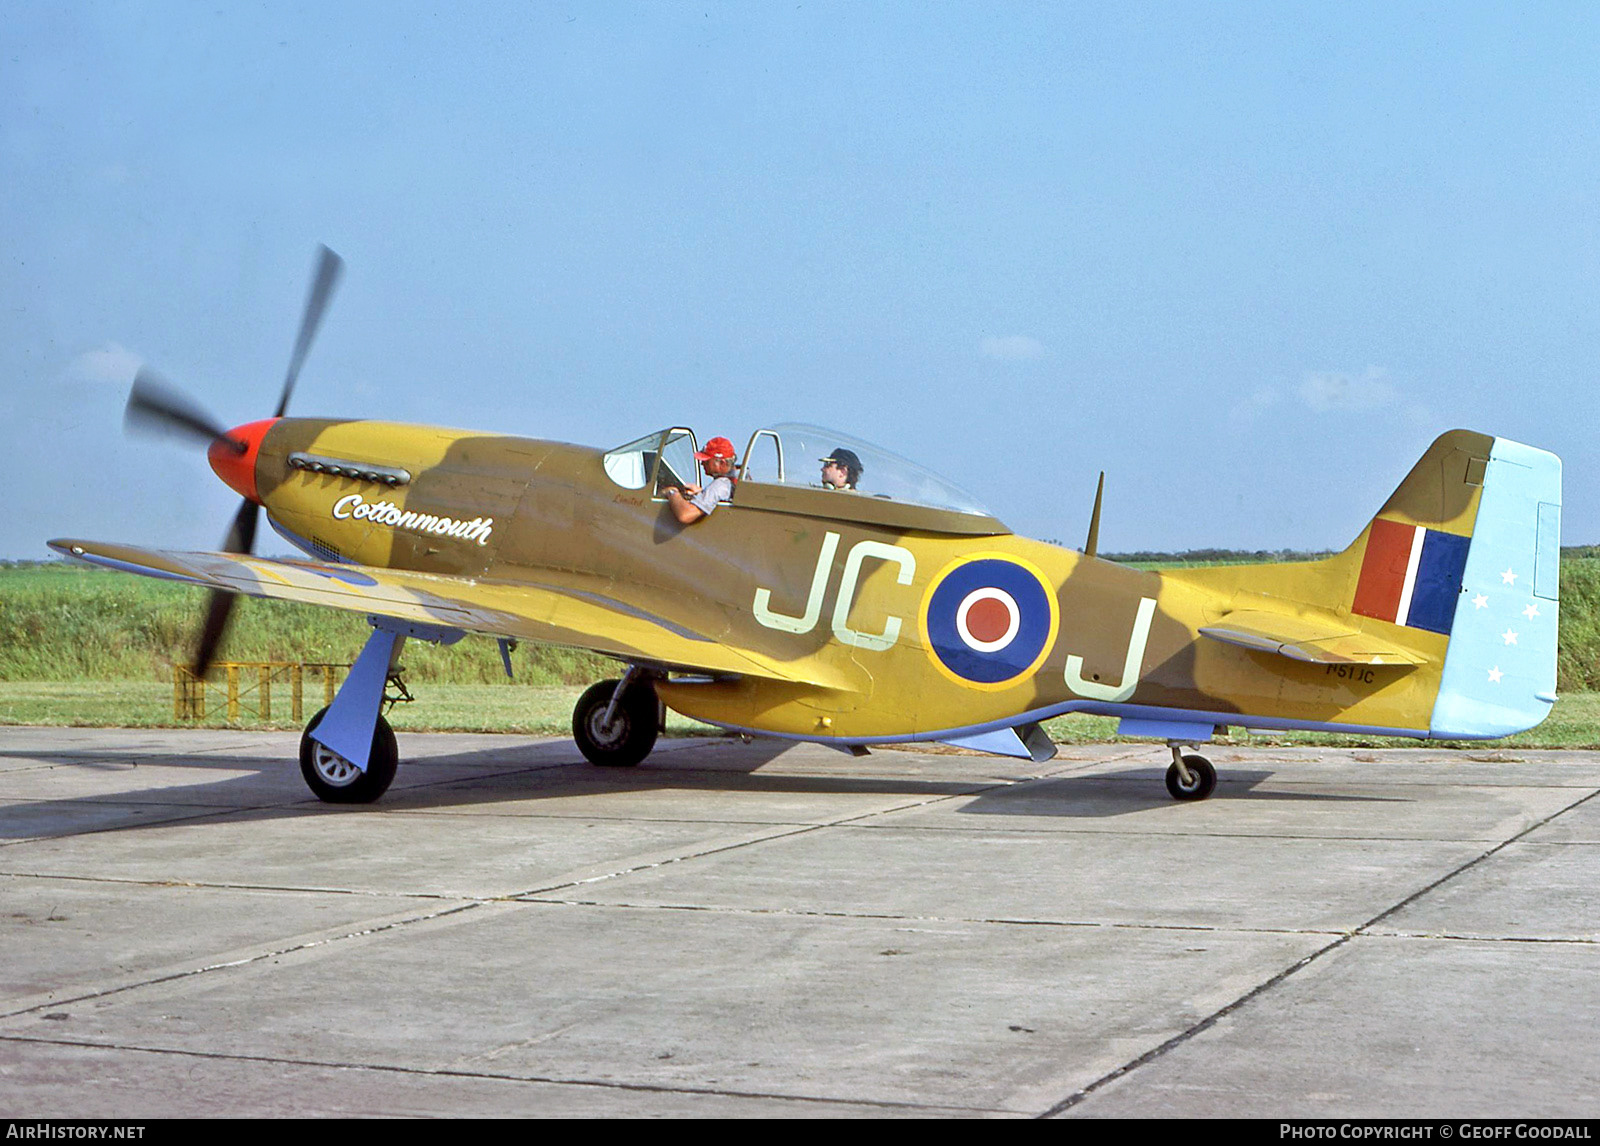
[1101,548,1336,565]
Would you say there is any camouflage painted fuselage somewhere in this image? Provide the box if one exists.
[234,419,1558,745]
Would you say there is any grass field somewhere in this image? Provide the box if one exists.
[3,680,1596,751]
[0,680,722,737]
[0,562,607,684]
[4,559,1600,747]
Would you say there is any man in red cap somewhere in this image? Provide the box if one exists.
[666,435,737,525]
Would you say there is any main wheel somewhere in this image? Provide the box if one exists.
[573,678,659,767]
[299,705,399,803]
[1165,753,1217,801]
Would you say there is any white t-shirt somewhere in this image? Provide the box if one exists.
[689,475,734,515]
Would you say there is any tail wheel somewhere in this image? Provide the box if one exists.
[300,705,398,803]
[573,678,659,767]
[1165,754,1217,801]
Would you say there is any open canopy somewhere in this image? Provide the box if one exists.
[740,423,994,516]
[603,422,999,524]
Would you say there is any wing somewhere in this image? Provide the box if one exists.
[48,539,842,687]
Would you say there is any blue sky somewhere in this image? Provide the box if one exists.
[4,2,1597,558]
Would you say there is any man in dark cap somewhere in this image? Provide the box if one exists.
[820,447,862,491]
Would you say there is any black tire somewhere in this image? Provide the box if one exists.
[299,705,399,803]
[573,678,659,767]
[1165,754,1217,801]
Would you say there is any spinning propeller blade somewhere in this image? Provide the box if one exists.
[124,370,242,452]
[275,244,344,419]
[188,496,263,678]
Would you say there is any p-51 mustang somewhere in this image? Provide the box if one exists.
[52,248,1562,803]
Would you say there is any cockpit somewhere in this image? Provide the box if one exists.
[602,423,1006,532]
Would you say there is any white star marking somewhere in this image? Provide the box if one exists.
[1488,666,1504,683]
[1503,629,1519,646]
[1473,594,1489,610]
[1501,568,1518,585]
[1523,602,1540,620]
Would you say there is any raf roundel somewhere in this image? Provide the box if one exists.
[920,555,1059,688]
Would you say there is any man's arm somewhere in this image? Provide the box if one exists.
[665,486,707,524]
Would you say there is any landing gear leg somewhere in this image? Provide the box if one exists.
[573,668,661,767]
[1164,742,1217,801]
[299,617,462,804]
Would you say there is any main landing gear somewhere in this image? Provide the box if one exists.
[572,667,662,767]
[297,617,462,804]
[1164,743,1218,801]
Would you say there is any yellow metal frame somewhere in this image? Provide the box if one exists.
[173,662,348,723]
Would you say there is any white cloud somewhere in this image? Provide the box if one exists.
[980,335,1044,361]
[1299,367,1397,413]
[66,342,142,388]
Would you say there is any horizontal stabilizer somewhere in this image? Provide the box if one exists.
[1199,610,1427,667]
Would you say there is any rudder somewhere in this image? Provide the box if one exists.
[1428,437,1561,737]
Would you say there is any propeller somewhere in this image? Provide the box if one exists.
[124,369,244,453]
[276,245,344,419]
[124,244,344,680]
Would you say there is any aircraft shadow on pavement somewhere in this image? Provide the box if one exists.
[953,770,1405,818]
[0,740,1403,841]
[0,737,984,839]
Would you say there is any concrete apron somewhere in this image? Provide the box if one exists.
[0,727,1597,1118]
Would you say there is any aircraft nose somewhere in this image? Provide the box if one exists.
[207,418,278,503]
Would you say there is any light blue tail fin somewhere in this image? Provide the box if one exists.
[1430,437,1561,738]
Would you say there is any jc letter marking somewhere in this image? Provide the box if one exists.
[753,531,915,650]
